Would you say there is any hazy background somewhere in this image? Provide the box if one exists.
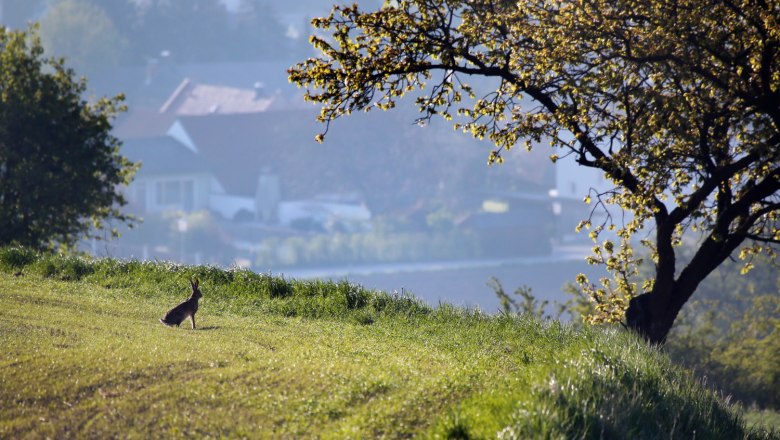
[1,0,610,312]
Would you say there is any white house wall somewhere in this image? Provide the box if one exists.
[127,173,211,214]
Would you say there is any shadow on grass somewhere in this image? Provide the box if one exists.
[156,323,220,331]
[196,326,220,331]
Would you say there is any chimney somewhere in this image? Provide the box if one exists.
[145,58,159,86]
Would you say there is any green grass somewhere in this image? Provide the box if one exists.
[744,408,780,433]
[0,248,777,439]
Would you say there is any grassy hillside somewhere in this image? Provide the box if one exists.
[0,248,776,439]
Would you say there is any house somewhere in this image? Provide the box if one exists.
[121,136,214,214]
[119,109,384,228]
[111,64,583,260]
[119,98,563,220]
[110,60,559,218]
[110,60,307,140]
[456,191,556,256]
[114,78,303,140]
[167,106,558,210]
[164,109,395,223]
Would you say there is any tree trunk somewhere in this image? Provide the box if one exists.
[627,213,745,344]
[625,292,680,345]
[625,277,702,345]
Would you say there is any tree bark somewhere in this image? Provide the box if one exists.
[626,290,685,345]
[626,232,746,344]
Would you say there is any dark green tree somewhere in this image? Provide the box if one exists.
[0,25,136,249]
[289,0,780,344]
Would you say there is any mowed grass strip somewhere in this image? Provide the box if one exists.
[0,273,553,438]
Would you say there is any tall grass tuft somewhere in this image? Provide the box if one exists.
[496,329,771,439]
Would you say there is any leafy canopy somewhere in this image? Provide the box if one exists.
[289,0,780,331]
[0,25,136,250]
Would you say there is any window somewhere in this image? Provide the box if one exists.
[154,179,195,211]
[156,181,181,205]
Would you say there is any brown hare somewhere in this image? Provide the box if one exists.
[160,278,202,329]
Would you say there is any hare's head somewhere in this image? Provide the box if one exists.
[190,278,202,299]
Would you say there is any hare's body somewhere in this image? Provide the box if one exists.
[160,279,202,329]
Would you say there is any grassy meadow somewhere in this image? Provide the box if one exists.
[0,248,777,439]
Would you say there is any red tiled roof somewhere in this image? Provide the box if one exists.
[159,79,275,115]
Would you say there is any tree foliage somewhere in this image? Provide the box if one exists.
[289,0,780,343]
[0,25,135,249]
[31,0,291,66]
[130,0,289,62]
[39,0,126,75]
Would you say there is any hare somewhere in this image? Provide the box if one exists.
[160,278,202,329]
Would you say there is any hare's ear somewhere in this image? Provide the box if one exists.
[193,277,200,289]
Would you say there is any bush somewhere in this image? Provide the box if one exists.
[0,246,37,270]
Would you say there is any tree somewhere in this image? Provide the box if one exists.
[232,0,290,60]
[0,25,135,249]
[134,0,230,62]
[39,0,127,75]
[664,249,780,407]
[289,0,780,344]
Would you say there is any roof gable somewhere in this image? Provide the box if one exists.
[122,136,211,177]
